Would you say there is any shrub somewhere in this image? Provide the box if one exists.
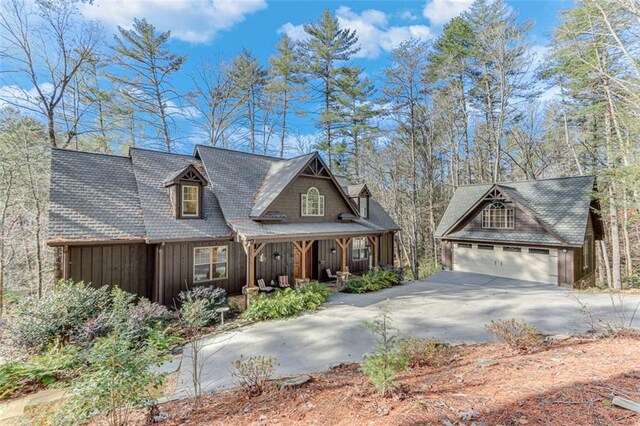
[59,332,164,426]
[342,269,402,294]
[241,282,330,321]
[624,272,640,289]
[0,345,82,400]
[360,304,407,395]
[484,319,542,353]
[178,286,227,329]
[13,280,110,350]
[398,337,450,368]
[379,263,405,282]
[232,355,278,395]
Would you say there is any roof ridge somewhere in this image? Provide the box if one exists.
[457,175,595,187]
[51,147,130,160]
[130,147,198,159]
[195,144,302,161]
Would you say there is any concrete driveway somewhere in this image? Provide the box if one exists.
[171,271,640,398]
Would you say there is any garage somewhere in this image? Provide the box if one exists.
[452,242,558,284]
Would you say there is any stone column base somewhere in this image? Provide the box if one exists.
[243,285,260,309]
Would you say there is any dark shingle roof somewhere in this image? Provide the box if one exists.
[435,176,596,246]
[48,149,146,243]
[130,149,231,242]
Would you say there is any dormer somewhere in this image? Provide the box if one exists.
[347,184,371,219]
[163,164,208,219]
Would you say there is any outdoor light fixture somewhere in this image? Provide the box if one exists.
[562,248,568,253]
[330,247,337,254]
[274,253,281,260]
[259,252,266,262]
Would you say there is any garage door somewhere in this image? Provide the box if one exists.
[453,243,558,284]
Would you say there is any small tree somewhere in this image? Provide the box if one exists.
[360,302,407,395]
[60,332,164,426]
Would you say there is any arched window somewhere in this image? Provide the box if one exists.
[301,187,325,216]
[482,202,515,229]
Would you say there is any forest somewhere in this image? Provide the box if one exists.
[0,0,638,312]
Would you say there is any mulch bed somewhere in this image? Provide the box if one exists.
[142,336,640,426]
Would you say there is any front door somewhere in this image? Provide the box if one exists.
[293,246,313,280]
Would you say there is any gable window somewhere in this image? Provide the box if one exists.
[181,185,200,217]
[482,202,514,229]
[193,246,227,282]
[359,196,368,218]
[301,187,325,217]
[352,237,369,260]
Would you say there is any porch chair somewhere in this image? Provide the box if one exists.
[257,278,275,293]
[325,269,339,282]
[277,275,291,288]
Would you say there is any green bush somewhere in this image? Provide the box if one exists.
[58,332,164,426]
[13,280,111,350]
[178,286,227,329]
[0,345,82,400]
[484,318,542,353]
[624,272,640,289]
[342,269,402,294]
[241,282,330,321]
[360,305,407,395]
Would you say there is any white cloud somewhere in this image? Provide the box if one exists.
[422,0,474,25]
[279,6,432,59]
[399,11,419,21]
[0,83,52,113]
[80,0,267,43]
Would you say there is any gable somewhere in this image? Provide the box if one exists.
[453,199,547,235]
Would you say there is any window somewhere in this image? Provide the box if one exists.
[181,185,199,217]
[478,244,494,250]
[301,187,325,217]
[352,237,369,260]
[359,196,368,218]
[457,243,472,248]
[482,202,515,229]
[503,246,522,252]
[529,248,549,255]
[193,246,227,282]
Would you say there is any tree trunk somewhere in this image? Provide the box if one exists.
[600,240,612,288]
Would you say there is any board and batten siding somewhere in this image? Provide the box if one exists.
[255,242,295,284]
[160,240,246,305]
[66,243,154,299]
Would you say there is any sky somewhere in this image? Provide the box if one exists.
[1,0,574,155]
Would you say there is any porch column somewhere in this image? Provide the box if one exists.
[245,241,266,288]
[367,235,379,268]
[292,240,313,280]
[334,237,352,272]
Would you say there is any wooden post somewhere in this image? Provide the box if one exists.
[334,238,352,272]
[293,240,313,279]
[245,241,266,288]
[367,235,379,268]
[157,243,165,305]
[62,245,70,281]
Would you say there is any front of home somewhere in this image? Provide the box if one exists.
[435,176,603,288]
[47,146,399,305]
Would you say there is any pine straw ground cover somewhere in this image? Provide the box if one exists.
[140,336,640,426]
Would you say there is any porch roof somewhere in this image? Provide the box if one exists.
[231,221,381,242]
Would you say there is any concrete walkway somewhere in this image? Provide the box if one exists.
[171,271,640,398]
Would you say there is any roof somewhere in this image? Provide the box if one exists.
[48,149,146,243]
[435,176,597,246]
[48,146,399,244]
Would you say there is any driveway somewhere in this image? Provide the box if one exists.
[171,271,640,398]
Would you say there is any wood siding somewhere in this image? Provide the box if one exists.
[160,240,245,305]
[441,240,453,271]
[456,200,547,235]
[379,232,394,267]
[266,176,353,222]
[317,239,343,280]
[255,242,295,285]
[66,243,153,299]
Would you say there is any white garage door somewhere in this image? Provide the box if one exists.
[453,242,558,284]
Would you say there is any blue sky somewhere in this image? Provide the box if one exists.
[1,0,573,154]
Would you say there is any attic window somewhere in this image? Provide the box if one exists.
[181,185,199,217]
[359,195,368,219]
[301,187,325,217]
[482,202,514,229]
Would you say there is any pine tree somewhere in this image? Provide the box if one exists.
[301,9,360,169]
[111,18,186,152]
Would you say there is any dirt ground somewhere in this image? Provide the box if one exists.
[148,336,640,426]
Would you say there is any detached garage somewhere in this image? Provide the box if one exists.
[435,177,604,288]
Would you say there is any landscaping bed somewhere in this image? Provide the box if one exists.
[145,335,640,425]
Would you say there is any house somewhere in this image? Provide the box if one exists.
[46,146,399,305]
[435,176,603,288]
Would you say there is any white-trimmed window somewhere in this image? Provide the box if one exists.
[193,246,227,282]
[301,187,325,217]
[181,185,199,217]
[482,202,514,229]
[352,237,369,260]
[359,196,368,218]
